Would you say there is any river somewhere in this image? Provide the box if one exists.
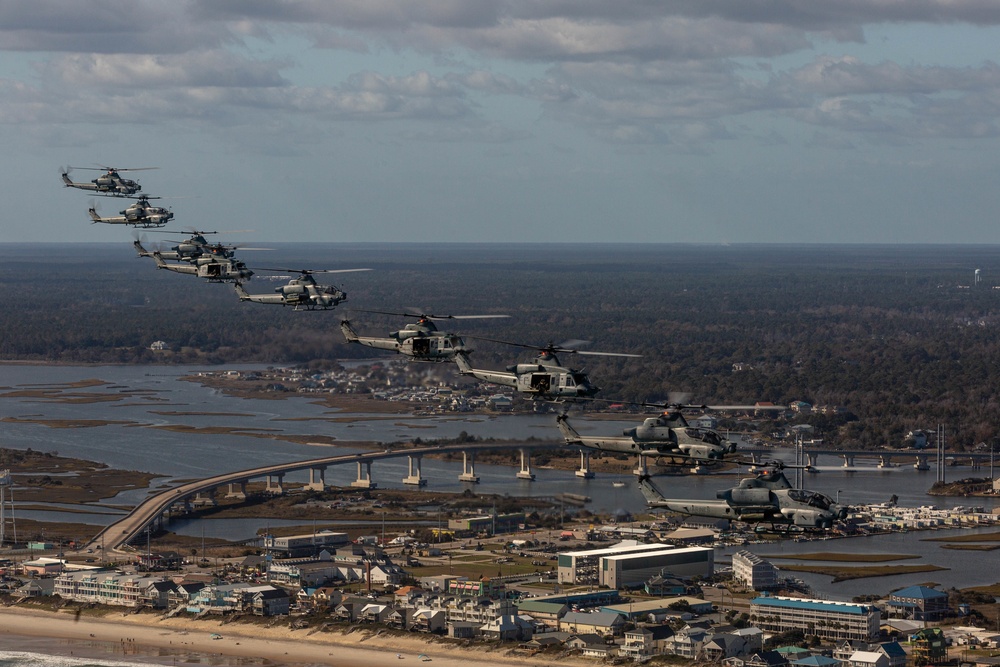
[1,363,998,600]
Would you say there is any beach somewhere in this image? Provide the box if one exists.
[0,606,590,667]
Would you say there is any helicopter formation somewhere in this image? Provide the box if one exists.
[62,163,849,534]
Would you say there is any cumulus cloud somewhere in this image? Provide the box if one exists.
[6,1,1000,146]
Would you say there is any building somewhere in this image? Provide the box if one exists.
[558,541,673,584]
[560,611,628,637]
[733,550,780,591]
[620,625,675,660]
[750,595,880,641]
[447,513,524,537]
[263,530,349,557]
[600,546,714,589]
[886,585,950,621]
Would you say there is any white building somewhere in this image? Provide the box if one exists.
[733,550,779,590]
[557,541,673,584]
[600,547,714,589]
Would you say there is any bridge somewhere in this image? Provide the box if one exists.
[738,447,996,471]
[84,440,575,555]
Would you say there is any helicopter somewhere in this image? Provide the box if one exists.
[556,402,786,464]
[132,229,256,262]
[87,195,173,228]
[60,165,156,196]
[453,339,640,399]
[234,268,371,310]
[556,409,737,464]
[637,463,849,532]
[150,252,253,282]
[340,311,509,361]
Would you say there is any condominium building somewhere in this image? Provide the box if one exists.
[750,595,880,641]
[733,550,779,591]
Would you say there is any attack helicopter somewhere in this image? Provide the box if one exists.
[340,310,509,361]
[87,195,173,228]
[453,339,640,400]
[637,463,849,532]
[234,268,371,310]
[556,402,786,464]
[133,230,234,262]
[150,252,253,282]
[61,165,156,196]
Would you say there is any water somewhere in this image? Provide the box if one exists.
[2,364,999,600]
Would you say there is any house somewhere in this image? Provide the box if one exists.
[727,650,790,667]
[886,585,950,621]
[481,614,533,641]
[447,621,479,639]
[666,624,711,658]
[875,642,907,667]
[559,611,627,637]
[620,625,674,660]
[15,579,54,597]
[847,651,889,667]
[565,634,615,658]
[250,586,290,616]
[515,600,568,628]
[792,656,843,667]
[411,608,447,633]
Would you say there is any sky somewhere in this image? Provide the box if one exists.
[6,1,1000,244]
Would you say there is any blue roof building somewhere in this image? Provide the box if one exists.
[887,585,949,621]
[751,595,880,642]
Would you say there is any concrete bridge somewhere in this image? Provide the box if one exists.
[84,441,573,555]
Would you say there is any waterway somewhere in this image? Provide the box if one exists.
[2,364,999,599]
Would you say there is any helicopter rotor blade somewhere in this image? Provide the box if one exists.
[254,267,370,274]
[463,334,640,357]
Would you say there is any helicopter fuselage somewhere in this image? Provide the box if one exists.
[556,414,736,461]
[637,473,846,530]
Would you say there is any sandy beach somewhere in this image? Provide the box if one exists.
[0,606,593,667]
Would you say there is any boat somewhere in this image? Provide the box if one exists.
[612,481,626,488]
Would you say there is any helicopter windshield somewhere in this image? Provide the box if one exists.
[788,489,832,509]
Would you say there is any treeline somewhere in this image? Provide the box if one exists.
[3,242,1000,449]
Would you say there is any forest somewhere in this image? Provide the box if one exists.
[1,242,999,451]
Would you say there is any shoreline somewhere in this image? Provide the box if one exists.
[0,606,588,667]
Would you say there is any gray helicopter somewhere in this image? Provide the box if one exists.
[134,230,236,262]
[235,268,370,310]
[150,252,253,282]
[637,464,848,532]
[61,165,155,196]
[341,311,509,361]
[453,339,640,400]
[88,195,173,228]
[556,402,785,464]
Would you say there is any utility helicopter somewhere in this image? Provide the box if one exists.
[88,195,173,228]
[340,310,509,361]
[234,268,371,310]
[150,252,253,282]
[453,339,640,400]
[61,165,156,196]
[637,463,849,532]
[556,402,786,464]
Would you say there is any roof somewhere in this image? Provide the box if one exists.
[879,642,907,657]
[516,600,568,614]
[792,657,842,667]
[561,611,623,627]
[890,585,948,600]
[751,595,875,616]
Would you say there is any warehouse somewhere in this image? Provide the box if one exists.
[599,547,714,589]
[557,541,672,584]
